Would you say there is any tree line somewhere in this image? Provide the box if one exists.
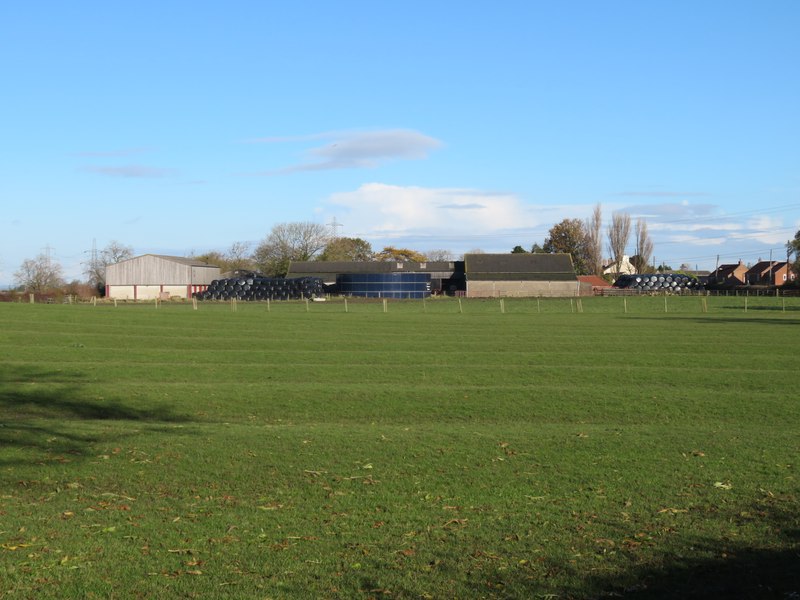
[513,204,656,277]
[11,217,800,294]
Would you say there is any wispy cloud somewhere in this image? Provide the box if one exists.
[81,165,176,178]
[251,129,442,174]
[619,201,719,220]
[617,191,711,198]
[74,147,151,158]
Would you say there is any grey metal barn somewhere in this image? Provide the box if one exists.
[105,255,221,300]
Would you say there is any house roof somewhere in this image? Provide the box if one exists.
[746,261,788,276]
[577,275,611,288]
[712,262,746,277]
[464,253,577,281]
[601,255,633,269]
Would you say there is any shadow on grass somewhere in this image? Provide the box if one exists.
[627,314,800,326]
[582,507,800,599]
[0,365,192,467]
[460,504,800,600]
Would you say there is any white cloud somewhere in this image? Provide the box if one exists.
[327,183,536,237]
[254,129,442,174]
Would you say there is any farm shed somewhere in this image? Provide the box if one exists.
[464,253,579,297]
[287,260,465,296]
[105,255,221,300]
[577,275,612,296]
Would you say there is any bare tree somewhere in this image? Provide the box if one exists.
[634,218,654,274]
[585,203,603,275]
[225,241,254,272]
[84,240,133,293]
[425,249,455,261]
[15,254,64,292]
[253,222,329,277]
[607,212,631,275]
[102,241,134,265]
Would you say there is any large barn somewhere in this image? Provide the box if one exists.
[464,253,579,297]
[105,255,221,300]
[288,253,578,298]
[287,260,463,296]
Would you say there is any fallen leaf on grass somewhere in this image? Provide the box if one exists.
[714,481,733,490]
[658,508,689,514]
[442,518,468,529]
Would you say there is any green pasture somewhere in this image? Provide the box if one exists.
[0,297,798,598]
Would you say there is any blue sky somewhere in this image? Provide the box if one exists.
[2,1,799,285]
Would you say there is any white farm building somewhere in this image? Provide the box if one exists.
[105,255,221,300]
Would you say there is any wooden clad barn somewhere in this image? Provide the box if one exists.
[105,255,221,300]
[464,253,578,297]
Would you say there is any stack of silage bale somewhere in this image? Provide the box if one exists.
[193,276,325,301]
[612,273,702,293]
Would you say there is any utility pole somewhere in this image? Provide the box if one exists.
[769,248,773,285]
[327,217,343,239]
[42,244,54,268]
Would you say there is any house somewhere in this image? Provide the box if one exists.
[463,253,578,297]
[105,255,221,300]
[744,261,796,287]
[602,255,636,276]
[708,260,747,287]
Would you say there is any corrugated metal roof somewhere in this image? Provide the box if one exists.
[149,254,217,268]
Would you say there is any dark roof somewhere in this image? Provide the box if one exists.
[713,262,745,276]
[287,260,459,279]
[464,253,577,281]
[746,261,787,275]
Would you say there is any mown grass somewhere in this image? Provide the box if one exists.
[0,297,798,599]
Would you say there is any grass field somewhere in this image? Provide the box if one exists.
[1,297,798,599]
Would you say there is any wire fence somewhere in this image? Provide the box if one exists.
[12,293,798,316]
